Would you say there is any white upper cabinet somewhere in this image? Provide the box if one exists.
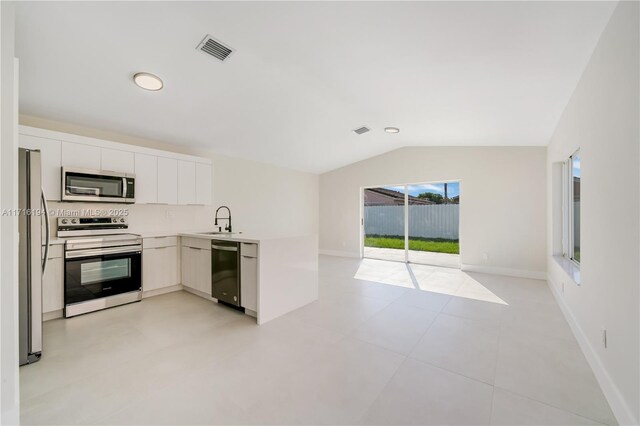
[18,134,62,200]
[177,160,196,205]
[19,126,212,206]
[196,163,212,205]
[101,148,134,174]
[157,157,178,204]
[61,142,101,170]
[134,153,157,204]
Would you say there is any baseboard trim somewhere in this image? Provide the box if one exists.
[142,284,183,299]
[319,249,360,258]
[548,275,636,426]
[460,264,546,280]
[182,285,218,302]
[43,309,63,322]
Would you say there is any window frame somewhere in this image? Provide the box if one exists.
[564,149,581,266]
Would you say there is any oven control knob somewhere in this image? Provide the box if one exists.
[61,219,68,224]
[72,219,78,224]
[120,218,125,223]
[112,218,117,223]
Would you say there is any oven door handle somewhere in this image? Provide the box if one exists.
[66,246,142,259]
[211,244,238,252]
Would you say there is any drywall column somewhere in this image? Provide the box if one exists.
[1,1,21,424]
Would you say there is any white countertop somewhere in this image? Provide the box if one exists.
[179,231,313,244]
[137,231,182,239]
[50,230,313,245]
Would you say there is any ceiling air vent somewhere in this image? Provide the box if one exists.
[353,126,370,135]
[196,34,234,62]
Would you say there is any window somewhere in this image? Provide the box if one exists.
[566,150,581,264]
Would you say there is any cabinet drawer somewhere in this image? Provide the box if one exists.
[181,237,211,250]
[241,243,258,258]
[143,236,178,249]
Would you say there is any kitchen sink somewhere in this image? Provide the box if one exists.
[195,232,238,235]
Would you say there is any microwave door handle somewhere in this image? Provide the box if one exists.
[122,177,127,198]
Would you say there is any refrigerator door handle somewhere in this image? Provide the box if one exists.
[41,189,51,276]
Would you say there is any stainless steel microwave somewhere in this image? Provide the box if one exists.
[62,167,135,203]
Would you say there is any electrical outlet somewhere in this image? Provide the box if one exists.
[602,329,607,349]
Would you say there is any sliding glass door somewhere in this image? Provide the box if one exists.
[363,186,406,262]
[407,183,460,267]
[363,182,460,268]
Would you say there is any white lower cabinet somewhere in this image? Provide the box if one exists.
[240,243,258,311]
[42,245,64,314]
[181,245,211,295]
[240,255,258,312]
[143,237,179,292]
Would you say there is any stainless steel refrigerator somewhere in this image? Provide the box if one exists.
[18,148,51,365]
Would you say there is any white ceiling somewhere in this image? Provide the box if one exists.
[15,1,616,173]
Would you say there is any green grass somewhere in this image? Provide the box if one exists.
[364,235,459,254]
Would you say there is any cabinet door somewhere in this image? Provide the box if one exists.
[196,248,212,295]
[143,248,160,291]
[144,246,179,291]
[134,153,158,204]
[101,148,134,174]
[157,157,178,204]
[240,255,258,311]
[19,134,62,201]
[61,142,101,170]
[162,246,179,288]
[42,257,63,313]
[177,160,196,205]
[181,246,196,289]
[195,163,212,205]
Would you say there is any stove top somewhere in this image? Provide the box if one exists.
[57,215,130,237]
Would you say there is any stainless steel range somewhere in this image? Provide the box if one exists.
[59,216,142,317]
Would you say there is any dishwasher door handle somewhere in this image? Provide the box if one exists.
[211,244,238,252]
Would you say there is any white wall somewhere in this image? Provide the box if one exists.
[18,115,319,237]
[212,154,318,236]
[1,2,20,424]
[546,2,639,424]
[320,146,547,277]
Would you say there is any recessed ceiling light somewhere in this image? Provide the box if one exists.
[384,127,400,134]
[133,72,163,91]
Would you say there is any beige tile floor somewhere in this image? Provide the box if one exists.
[20,255,616,425]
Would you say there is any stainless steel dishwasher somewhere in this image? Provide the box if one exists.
[211,240,241,307]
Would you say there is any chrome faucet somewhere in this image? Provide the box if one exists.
[214,206,232,233]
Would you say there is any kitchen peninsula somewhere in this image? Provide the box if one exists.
[179,232,318,324]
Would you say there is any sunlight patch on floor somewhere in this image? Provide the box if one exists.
[354,258,507,305]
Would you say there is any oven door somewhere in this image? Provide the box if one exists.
[65,249,141,306]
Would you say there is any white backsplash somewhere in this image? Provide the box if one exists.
[49,201,215,237]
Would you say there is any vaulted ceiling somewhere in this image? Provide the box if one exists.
[15,1,616,173]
